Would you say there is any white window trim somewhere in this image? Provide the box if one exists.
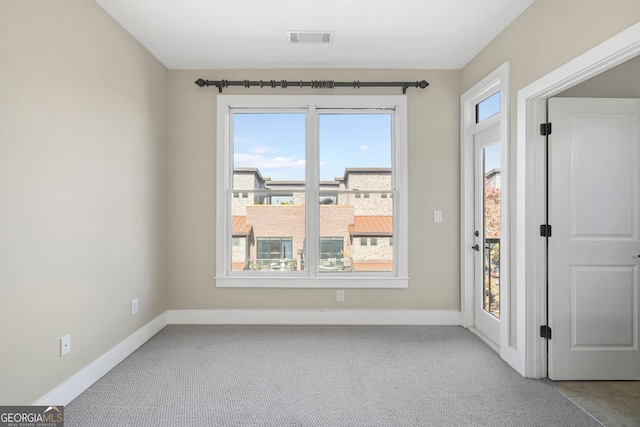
[215,95,409,288]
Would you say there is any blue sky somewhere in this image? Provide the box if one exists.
[233,113,391,181]
[233,102,502,181]
[478,91,501,171]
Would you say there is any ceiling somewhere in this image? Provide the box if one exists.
[95,0,535,70]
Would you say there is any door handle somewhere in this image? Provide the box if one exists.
[472,244,480,251]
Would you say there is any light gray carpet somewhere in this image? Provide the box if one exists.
[65,325,600,426]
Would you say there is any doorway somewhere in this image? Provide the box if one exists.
[461,62,510,357]
[547,97,640,380]
[516,22,640,378]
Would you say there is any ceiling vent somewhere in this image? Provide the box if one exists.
[287,31,334,44]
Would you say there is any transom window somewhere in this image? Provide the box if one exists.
[476,91,501,123]
[216,95,408,288]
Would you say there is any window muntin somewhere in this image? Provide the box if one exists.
[217,95,408,288]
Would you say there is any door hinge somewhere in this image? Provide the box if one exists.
[540,325,552,340]
[540,122,552,136]
[540,224,552,237]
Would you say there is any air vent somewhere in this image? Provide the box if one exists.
[287,31,334,44]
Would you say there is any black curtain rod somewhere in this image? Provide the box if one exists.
[194,78,428,94]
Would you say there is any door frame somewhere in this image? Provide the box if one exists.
[461,62,510,354]
[517,22,640,378]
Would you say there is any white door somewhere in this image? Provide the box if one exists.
[548,97,640,380]
[474,124,501,347]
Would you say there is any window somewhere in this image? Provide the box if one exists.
[370,238,378,246]
[476,91,501,123]
[216,95,408,288]
[320,237,343,259]
[360,238,368,246]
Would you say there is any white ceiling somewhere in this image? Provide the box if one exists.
[95,0,535,70]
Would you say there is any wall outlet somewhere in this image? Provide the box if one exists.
[336,290,345,303]
[131,298,138,315]
[60,334,71,357]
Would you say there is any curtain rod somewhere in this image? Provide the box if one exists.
[194,78,429,94]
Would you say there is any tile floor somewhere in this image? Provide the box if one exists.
[554,381,640,427]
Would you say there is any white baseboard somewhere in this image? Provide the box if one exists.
[33,312,168,406]
[167,309,464,325]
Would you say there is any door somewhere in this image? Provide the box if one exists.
[549,97,640,380]
[474,124,501,346]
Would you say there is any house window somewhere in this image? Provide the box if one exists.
[232,237,240,246]
[476,91,501,123]
[360,237,368,246]
[320,237,343,259]
[370,238,378,246]
[216,95,409,288]
[257,237,292,259]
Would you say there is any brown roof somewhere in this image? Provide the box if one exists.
[232,216,253,236]
[232,262,246,271]
[349,216,393,236]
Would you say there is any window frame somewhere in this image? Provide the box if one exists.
[216,95,408,288]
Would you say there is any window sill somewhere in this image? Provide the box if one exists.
[215,276,409,289]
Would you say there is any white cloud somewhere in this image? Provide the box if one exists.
[360,145,370,150]
[251,145,274,154]
[234,153,305,169]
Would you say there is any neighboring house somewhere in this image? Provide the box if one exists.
[231,168,393,271]
[485,168,500,190]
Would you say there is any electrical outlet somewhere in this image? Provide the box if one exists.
[336,290,345,303]
[131,298,138,315]
[60,334,71,357]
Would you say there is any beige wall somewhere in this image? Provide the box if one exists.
[5,0,639,407]
[167,69,461,310]
[0,1,168,405]
[557,56,640,98]
[461,0,640,343]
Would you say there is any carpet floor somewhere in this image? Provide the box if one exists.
[65,325,601,426]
